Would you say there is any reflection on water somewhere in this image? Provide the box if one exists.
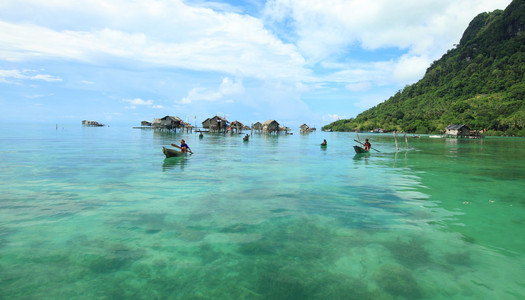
[353,153,370,161]
[162,157,188,171]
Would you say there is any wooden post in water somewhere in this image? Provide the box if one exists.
[404,133,410,148]
[393,131,399,151]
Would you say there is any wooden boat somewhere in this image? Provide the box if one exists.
[162,147,187,158]
[353,145,370,154]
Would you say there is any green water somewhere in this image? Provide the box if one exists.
[1,124,524,299]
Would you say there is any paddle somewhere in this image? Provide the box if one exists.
[171,144,194,154]
[353,139,380,152]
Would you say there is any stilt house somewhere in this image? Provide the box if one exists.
[446,124,470,137]
[82,120,104,127]
[202,116,229,132]
[299,124,310,133]
[230,121,244,133]
[153,116,183,130]
[263,120,280,134]
[252,122,263,132]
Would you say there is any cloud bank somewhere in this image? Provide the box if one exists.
[0,0,512,124]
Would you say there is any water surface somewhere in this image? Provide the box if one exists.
[1,124,524,299]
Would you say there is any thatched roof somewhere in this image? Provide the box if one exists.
[160,115,183,122]
[263,120,279,126]
[263,120,280,131]
[155,115,183,128]
[446,124,470,130]
[203,115,229,129]
[230,121,244,128]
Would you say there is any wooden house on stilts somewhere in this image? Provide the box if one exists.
[299,124,310,133]
[252,122,263,133]
[153,116,184,132]
[202,116,229,133]
[262,120,280,134]
[229,121,244,134]
[445,124,470,138]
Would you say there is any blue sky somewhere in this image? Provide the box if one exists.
[0,0,512,128]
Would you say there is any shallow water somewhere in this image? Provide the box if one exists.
[1,124,524,299]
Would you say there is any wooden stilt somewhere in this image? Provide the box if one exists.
[394,131,399,151]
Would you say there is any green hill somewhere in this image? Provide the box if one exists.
[323,0,525,136]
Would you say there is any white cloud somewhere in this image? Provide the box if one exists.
[0,0,513,125]
[264,0,511,63]
[123,98,160,109]
[345,81,372,92]
[0,0,309,80]
[31,74,62,82]
[392,54,430,82]
[323,114,346,122]
[123,98,154,106]
[0,69,62,84]
[219,77,245,95]
[0,0,511,89]
[320,54,430,86]
[25,93,53,99]
[353,91,397,110]
[181,77,244,104]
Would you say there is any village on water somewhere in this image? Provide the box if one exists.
[82,114,485,157]
[82,115,482,137]
[83,115,315,135]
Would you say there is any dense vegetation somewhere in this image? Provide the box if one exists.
[323,0,525,136]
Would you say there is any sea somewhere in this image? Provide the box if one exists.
[1,123,524,299]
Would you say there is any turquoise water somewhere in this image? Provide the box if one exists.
[1,124,524,299]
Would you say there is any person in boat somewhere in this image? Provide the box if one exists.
[180,139,191,153]
[363,139,371,151]
[243,134,249,141]
[321,139,327,145]
[199,132,203,138]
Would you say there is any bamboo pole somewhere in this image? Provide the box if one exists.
[393,131,399,151]
[404,133,410,148]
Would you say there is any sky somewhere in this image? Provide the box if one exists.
[0,0,513,128]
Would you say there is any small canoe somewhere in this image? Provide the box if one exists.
[320,144,327,147]
[353,145,369,154]
[162,147,187,158]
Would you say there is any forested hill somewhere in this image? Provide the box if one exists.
[323,0,525,136]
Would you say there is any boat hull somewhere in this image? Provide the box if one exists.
[162,147,187,158]
[353,145,369,154]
